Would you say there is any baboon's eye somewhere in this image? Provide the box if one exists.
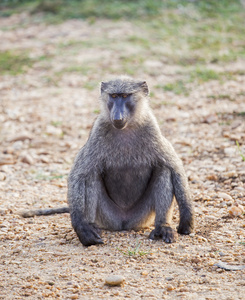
[111,94,118,98]
[122,94,128,98]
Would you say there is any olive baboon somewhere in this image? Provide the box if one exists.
[22,76,194,246]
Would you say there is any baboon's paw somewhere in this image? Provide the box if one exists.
[177,221,194,235]
[149,226,176,243]
[75,223,104,246]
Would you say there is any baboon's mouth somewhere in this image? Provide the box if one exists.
[112,121,127,130]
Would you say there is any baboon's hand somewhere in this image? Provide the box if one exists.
[149,226,176,243]
[74,222,104,246]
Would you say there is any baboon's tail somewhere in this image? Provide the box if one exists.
[20,207,70,218]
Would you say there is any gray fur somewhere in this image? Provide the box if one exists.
[68,76,194,246]
[21,207,69,218]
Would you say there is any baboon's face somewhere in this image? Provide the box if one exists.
[107,93,135,130]
[101,79,149,130]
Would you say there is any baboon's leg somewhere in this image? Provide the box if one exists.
[68,173,104,246]
[68,173,125,245]
[121,168,175,242]
[171,171,194,235]
[148,168,175,243]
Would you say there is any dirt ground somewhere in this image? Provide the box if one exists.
[0,13,245,300]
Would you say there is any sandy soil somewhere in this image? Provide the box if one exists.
[0,14,245,300]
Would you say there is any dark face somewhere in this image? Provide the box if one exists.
[107,93,135,130]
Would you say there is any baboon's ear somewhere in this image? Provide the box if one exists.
[101,82,108,92]
[138,81,149,96]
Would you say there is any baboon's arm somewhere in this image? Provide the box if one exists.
[67,147,104,246]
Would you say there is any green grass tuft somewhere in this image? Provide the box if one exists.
[117,240,150,257]
[162,80,188,96]
[236,141,245,161]
[0,51,33,75]
[190,68,221,83]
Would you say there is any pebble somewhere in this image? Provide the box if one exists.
[217,192,232,201]
[0,173,6,181]
[46,125,63,136]
[229,206,243,217]
[12,141,23,150]
[206,174,218,181]
[203,114,217,124]
[40,156,49,163]
[20,154,34,165]
[224,147,236,156]
[166,284,175,291]
[179,287,189,292]
[234,187,245,192]
[223,171,238,178]
[214,261,245,271]
[3,147,14,154]
[105,275,124,286]
[9,133,33,142]
[188,174,200,181]
[141,271,148,276]
[165,277,174,281]
[0,155,15,165]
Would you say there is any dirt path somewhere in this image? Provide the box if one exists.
[0,14,245,299]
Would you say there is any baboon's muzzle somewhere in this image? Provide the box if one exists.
[112,119,127,130]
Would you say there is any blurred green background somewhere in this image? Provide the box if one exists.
[0,0,245,95]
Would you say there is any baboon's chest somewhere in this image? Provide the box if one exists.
[102,165,153,210]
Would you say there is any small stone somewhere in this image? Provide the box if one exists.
[179,287,189,292]
[203,114,217,124]
[165,277,174,281]
[217,192,232,201]
[166,284,175,291]
[70,295,78,299]
[229,134,241,141]
[223,171,238,178]
[234,187,245,192]
[9,133,33,142]
[206,174,218,181]
[46,125,63,136]
[198,236,208,243]
[191,258,201,264]
[20,154,34,165]
[12,141,23,150]
[105,275,124,286]
[0,209,8,215]
[216,268,224,273]
[40,156,49,163]
[0,173,6,181]
[213,165,226,172]
[214,261,245,271]
[188,174,199,181]
[0,155,15,166]
[3,147,14,154]
[224,147,236,156]
[141,271,148,276]
[229,206,243,217]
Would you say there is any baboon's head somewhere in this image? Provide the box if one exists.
[100,76,149,130]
